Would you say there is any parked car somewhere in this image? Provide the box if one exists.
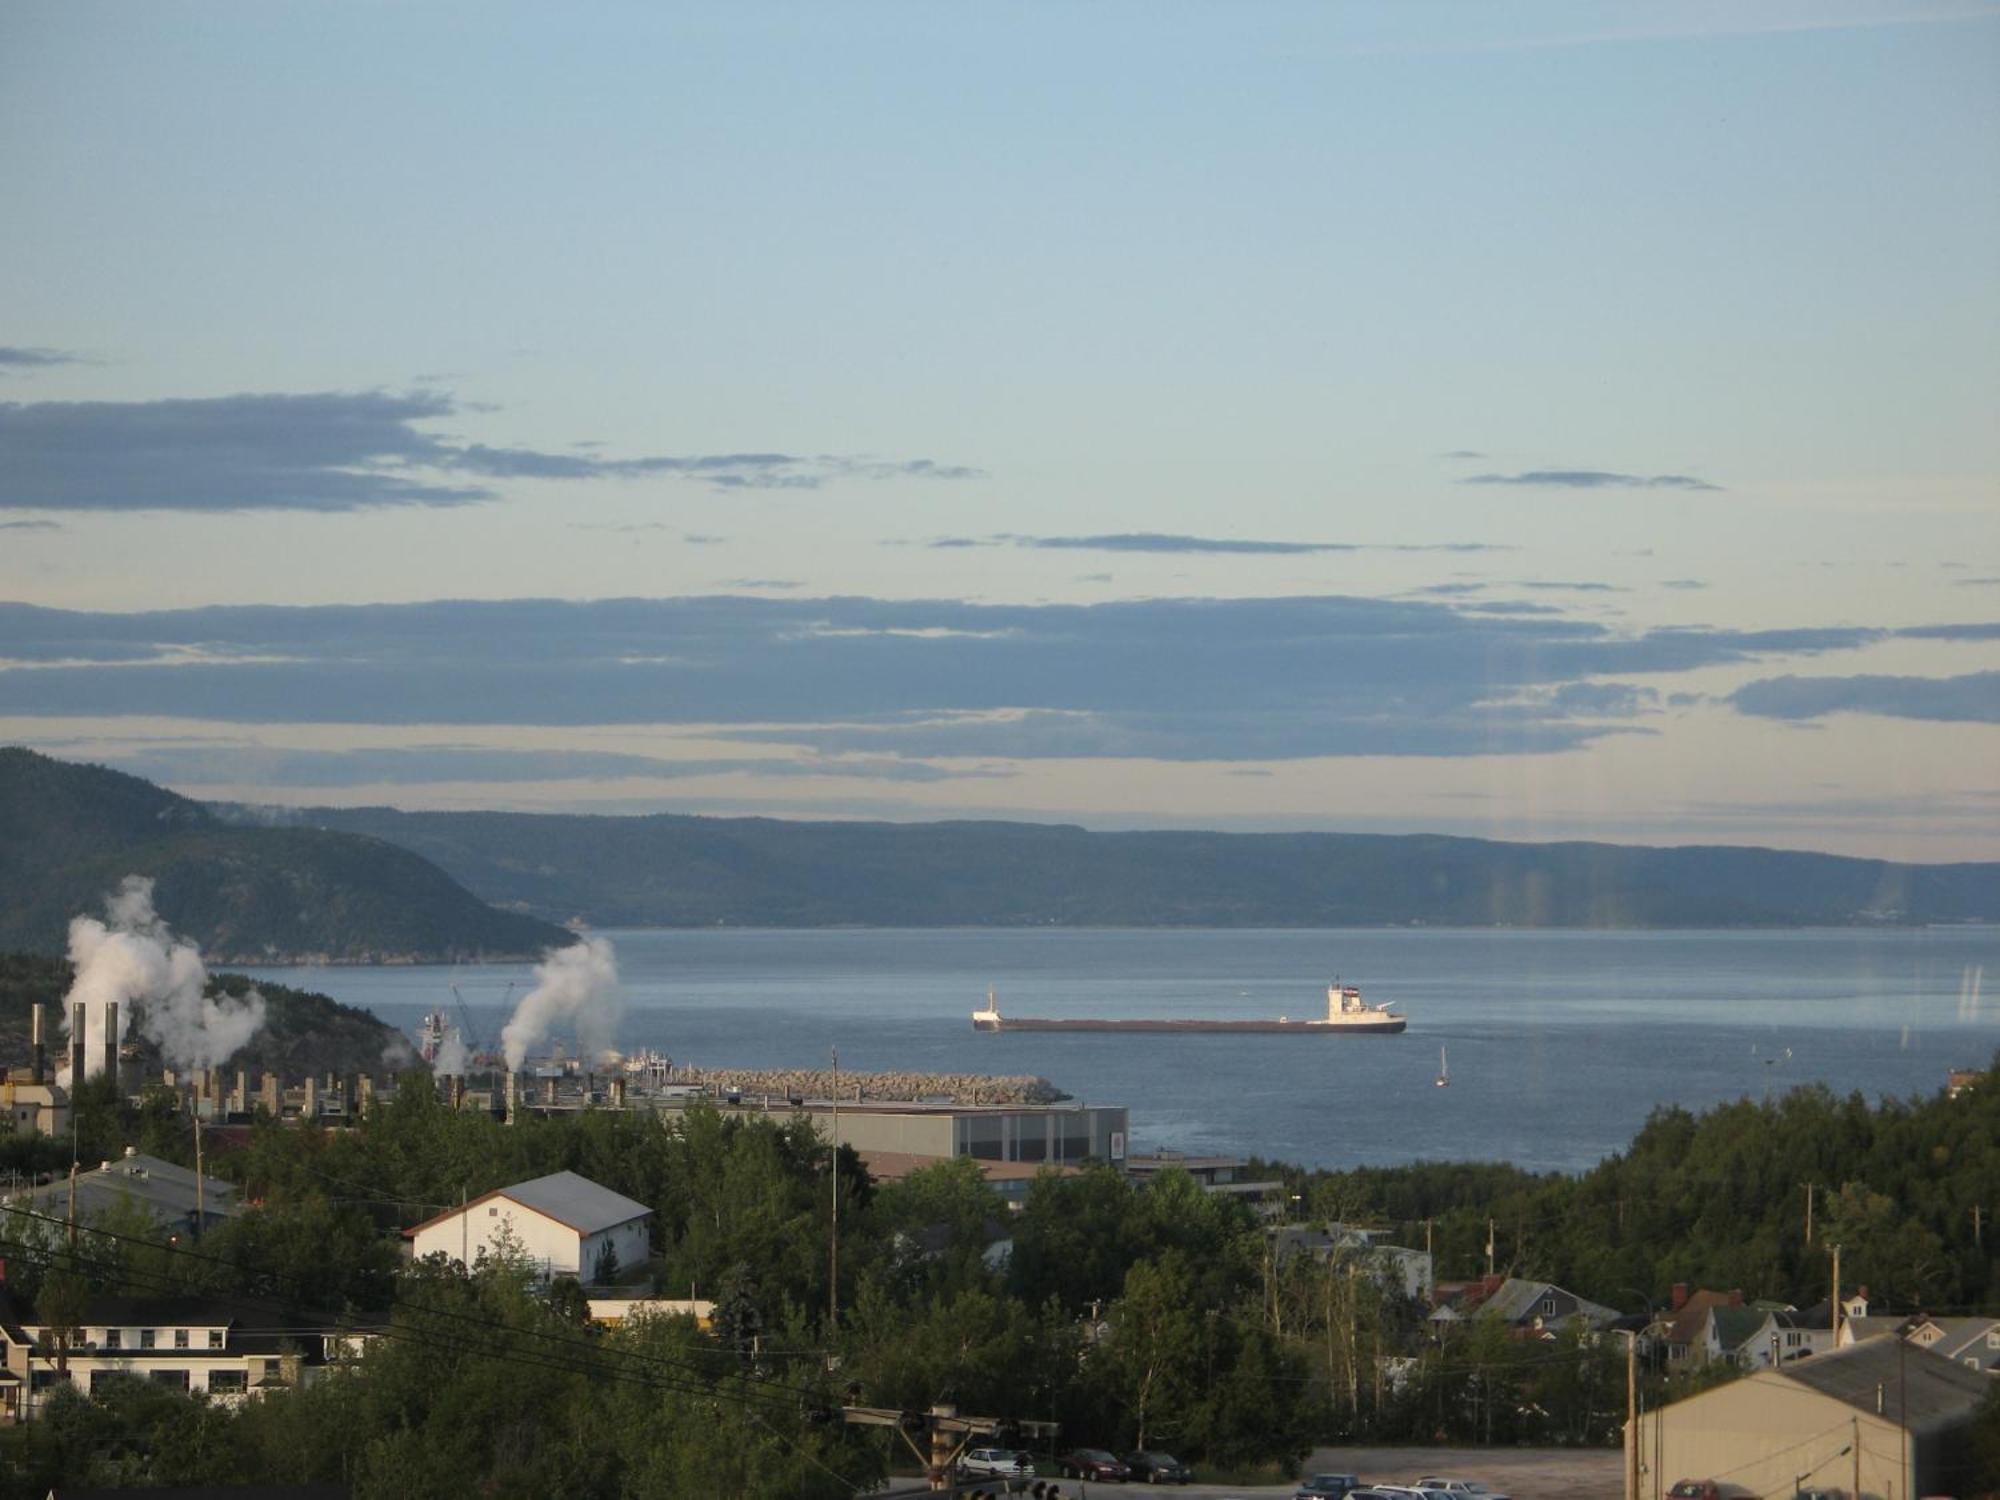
[959,1447,1036,1480]
[1667,1483,1721,1500]
[1414,1480,1509,1500]
[1296,1475,1363,1499]
[1124,1450,1192,1483]
[1057,1448,1131,1482]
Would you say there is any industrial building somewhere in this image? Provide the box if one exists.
[699,1093,1128,1170]
[1626,1335,1991,1500]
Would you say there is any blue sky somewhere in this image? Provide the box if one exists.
[1,2,1995,858]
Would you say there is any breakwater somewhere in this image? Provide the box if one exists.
[677,1064,1067,1105]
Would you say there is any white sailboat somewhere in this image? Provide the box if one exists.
[1435,1044,1450,1088]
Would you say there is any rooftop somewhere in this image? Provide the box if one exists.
[1776,1334,1992,1435]
[498,1171,651,1234]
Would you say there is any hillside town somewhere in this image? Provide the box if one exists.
[1,994,1995,1496]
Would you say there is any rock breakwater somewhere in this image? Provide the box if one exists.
[679,1065,1067,1105]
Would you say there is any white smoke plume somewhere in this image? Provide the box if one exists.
[430,1032,470,1077]
[60,876,267,1080]
[500,935,622,1071]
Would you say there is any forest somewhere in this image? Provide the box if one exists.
[1,1052,1996,1497]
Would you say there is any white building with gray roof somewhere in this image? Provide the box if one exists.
[404,1170,651,1285]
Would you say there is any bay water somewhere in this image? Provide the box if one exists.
[242,926,1999,1175]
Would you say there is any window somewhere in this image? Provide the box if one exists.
[1541,1297,1556,1316]
[105,1329,121,1350]
[1988,1332,1999,1349]
[140,1329,156,1350]
[150,1369,189,1390]
[208,1329,223,1349]
[174,1328,189,1349]
[208,1369,247,1393]
[489,1206,499,1217]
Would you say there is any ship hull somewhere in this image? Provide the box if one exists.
[972,1015,1406,1034]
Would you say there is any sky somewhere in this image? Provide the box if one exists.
[1,1,1996,861]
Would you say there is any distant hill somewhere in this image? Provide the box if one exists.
[0,951,412,1080]
[224,803,2000,928]
[0,749,571,962]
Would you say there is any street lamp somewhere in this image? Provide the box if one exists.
[1618,1290,1659,1500]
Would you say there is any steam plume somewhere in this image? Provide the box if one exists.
[500,935,622,1071]
[430,1032,470,1077]
[61,876,267,1080]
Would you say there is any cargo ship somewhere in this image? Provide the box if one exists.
[970,982,1406,1034]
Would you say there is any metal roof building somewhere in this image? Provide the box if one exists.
[1628,1335,1991,1500]
[7,1149,237,1236]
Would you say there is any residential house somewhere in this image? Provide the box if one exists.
[403,1170,651,1283]
[6,1147,237,1238]
[0,1293,323,1423]
[1429,1274,1617,1336]
[1272,1223,1434,1302]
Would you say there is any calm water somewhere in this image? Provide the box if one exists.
[241,927,1999,1174]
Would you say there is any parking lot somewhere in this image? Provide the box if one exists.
[915,1446,1622,1500]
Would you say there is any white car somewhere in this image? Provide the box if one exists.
[959,1447,1036,1480]
[1414,1479,1510,1500]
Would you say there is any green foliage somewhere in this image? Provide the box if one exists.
[1273,1061,2000,1312]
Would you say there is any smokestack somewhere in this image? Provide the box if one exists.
[611,1076,627,1109]
[302,1076,318,1118]
[103,1001,119,1091]
[505,1070,519,1125]
[30,1004,45,1085]
[235,1069,248,1115]
[450,1075,466,1110]
[260,1072,279,1117]
[70,1002,87,1086]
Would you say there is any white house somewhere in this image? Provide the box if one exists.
[404,1170,651,1284]
[0,1294,319,1424]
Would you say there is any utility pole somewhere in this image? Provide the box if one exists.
[1485,1218,1495,1279]
[1424,1218,1433,1260]
[1974,1203,1983,1251]
[1830,1243,1843,1347]
[1804,1182,1814,1245]
[1625,1330,1638,1500]
[193,1114,204,1238]
[828,1046,840,1332]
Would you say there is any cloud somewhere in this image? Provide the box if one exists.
[0,390,979,512]
[0,519,60,532]
[1463,470,1722,492]
[1951,577,2000,587]
[925,533,1510,556]
[1440,449,1485,460]
[0,592,1898,762]
[0,346,85,369]
[719,579,804,590]
[1899,621,2000,641]
[1729,670,2000,725]
[1661,579,1708,590]
[1514,580,1628,593]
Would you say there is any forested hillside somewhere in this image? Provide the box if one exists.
[0,749,569,961]
[238,802,2000,927]
[1275,1059,2000,1313]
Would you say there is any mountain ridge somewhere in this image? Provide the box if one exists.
[214,801,2000,928]
[0,748,572,962]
